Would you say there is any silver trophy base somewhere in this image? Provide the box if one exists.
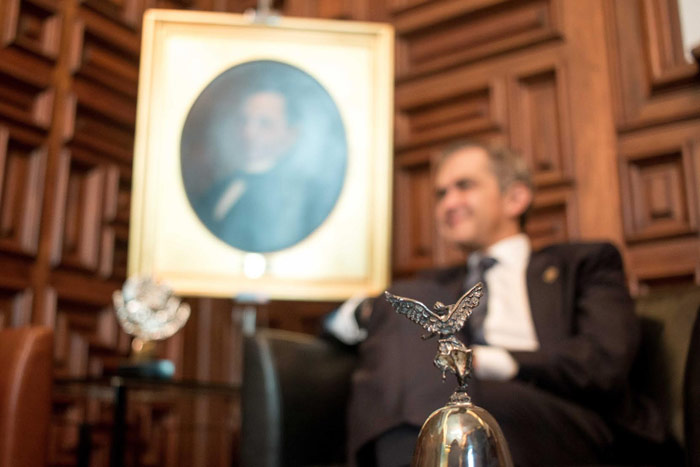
[412,402,513,467]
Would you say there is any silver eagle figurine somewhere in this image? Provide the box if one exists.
[384,283,483,404]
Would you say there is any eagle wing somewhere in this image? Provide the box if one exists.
[442,282,484,334]
[384,291,444,334]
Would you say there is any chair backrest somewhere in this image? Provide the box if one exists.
[684,309,700,467]
[633,286,700,453]
[0,326,53,467]
[241,328,357,467]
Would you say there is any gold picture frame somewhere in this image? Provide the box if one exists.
[129,9,394,301]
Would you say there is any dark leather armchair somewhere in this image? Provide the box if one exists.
[0,326,53,467]
[240,328,357,467]
[633,286,700,466]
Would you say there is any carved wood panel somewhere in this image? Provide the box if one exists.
[53,297,127,378]
[49,148,131,279]
[0,285,33,329]
[283,0,387,21]
[0,54,53,129]
[72,7,140,98]
[393,0,562,80]
[393,151,434,275]
[526,187,575,251]
[396,76,506,150]
[618,120,700,286]
[0,123,47,256]
[508,59,573,188]
[605,0,700,130]
[70,81,136,161]
[619,145,699,243]
[606,0,700,287]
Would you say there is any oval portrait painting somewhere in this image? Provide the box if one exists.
[180,60,348,253]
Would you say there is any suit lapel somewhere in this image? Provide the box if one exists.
[526,249,565,347]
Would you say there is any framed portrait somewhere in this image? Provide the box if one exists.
[129,9,394,300]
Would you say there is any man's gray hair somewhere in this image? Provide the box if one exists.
[438,140,533,193]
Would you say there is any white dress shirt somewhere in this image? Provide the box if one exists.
[472,233,540,380]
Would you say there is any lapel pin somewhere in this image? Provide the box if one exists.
[543,266,559,284]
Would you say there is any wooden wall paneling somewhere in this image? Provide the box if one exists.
[284,0,366,20]
[0,285,33,328]
[178,0,256,14]
[129,400,179,466]
[393,0,563,80]
[50,148,115,273]
[0,49,54,129]
[72,7,140,98]
[68,7,139,161]
[618,119,700,287]
[0,0,62,61]
[49,399,97,466]
[179,297,242,383]
[100,166,131,279]
[53,296,126,377]
[506,50,581,249]
[627,236,700,288]
[396,75,506,150]
[604,0,700,130]
[0,123,47,255]
[70,83,136,161]
[0,0,58,129]
[525,186,575,251]
[80,0,143,30]
[507,56,573,188]
[619,144,698,243]
[639,0,696,89]
[393,149,434,274]
[171,297,241,466]
[387,0,431,15]
[558,0,622,245]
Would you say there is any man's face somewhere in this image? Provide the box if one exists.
[434,147,519,250]
[241,91,297,171]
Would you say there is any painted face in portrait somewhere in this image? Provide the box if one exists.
[240,91,299,173]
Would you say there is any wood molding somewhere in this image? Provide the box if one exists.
[0,285,33,328]
[72,7,140,97]
[619,138,699,243]
[81,0,142,29]
[508,57,573,188]
[70,80,136,161]
[526,186,575,251]
[392,150,435,274]
[394,0,562,80]
[396,78,506,150]
[627,236,700,285]
[48,148,130,280]
[639,0,696,89]
[0,0,62,61]
[604,0,700,130]
[0,49,53,129]
[0,124,47,256]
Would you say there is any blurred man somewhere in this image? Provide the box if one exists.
[342,142,664,466]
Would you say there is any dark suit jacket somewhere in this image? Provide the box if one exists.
[347,242,663,456]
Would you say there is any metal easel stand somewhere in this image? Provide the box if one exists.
[234,292,270,337]
[244,0,281,25]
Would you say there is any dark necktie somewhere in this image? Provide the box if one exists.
[464,255,497,345]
